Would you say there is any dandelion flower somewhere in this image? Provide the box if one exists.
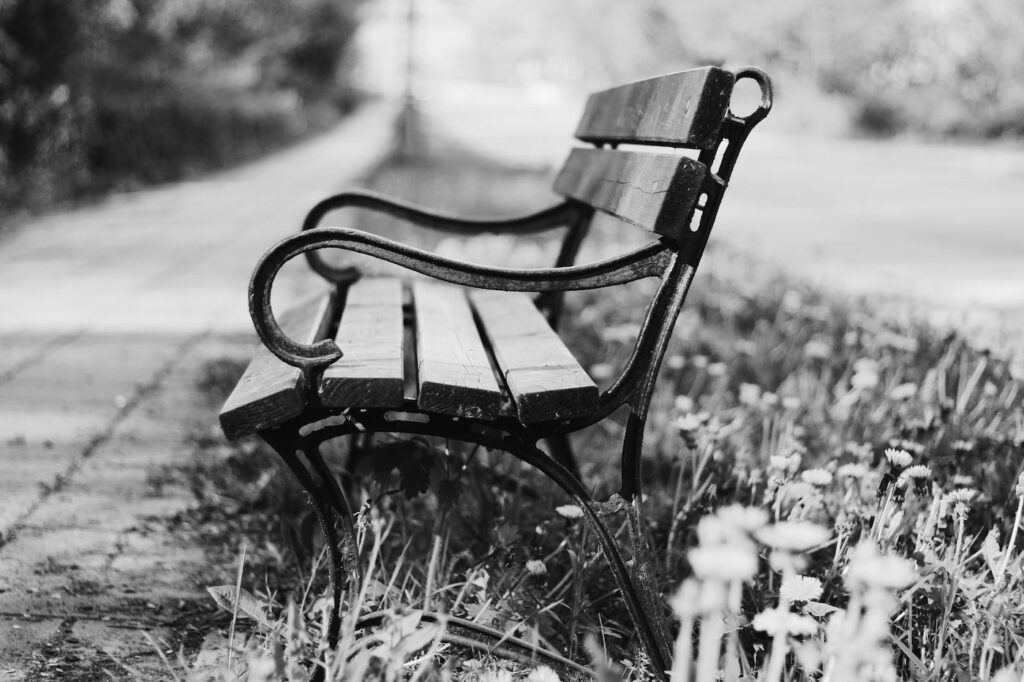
[675,413,701,434]
[836,463,868,479]
[782,396,801,411]
[708,362,727,377]
[895,465,932,488]
[884,448,913,469]
[755,522,830,552]
[526,666,561,682]
[525,559,547,577]
[739,382,761,406]
[716,505,769,533]
[801,469,833,487]
[555,504,583,520]
[845,542,917,590]
[780,575,823,602]
[803,338,831,360]
[951,440,974,453]
[673,394,694,412]
[688,544,759,582]
[667,355,685,370]
[761,392,779,408]
[752,607,818,636]
[669,579,701,619]
[851,368,880,390]
[480,671,514,682]
[943,488,978,505]
[888,383,918,401]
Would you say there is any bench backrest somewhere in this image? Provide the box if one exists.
[553,66,757,246]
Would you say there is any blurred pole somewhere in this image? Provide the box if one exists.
[394,0,424,158]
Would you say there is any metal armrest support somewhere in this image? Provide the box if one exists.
[250,226,671,370]
[301,191,583,284]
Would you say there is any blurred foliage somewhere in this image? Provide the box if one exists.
[651,0,1024,138]
[0,0,363,215]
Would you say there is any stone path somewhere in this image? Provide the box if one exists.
[0,101,394,679]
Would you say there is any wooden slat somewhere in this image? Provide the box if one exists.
[220,293,333,440]
[575,66,734,149]
[320,278,405,408]
[412,281,503,418]
[471,291,599,423]
[553,148,707,241]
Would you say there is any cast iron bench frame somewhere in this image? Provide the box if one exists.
[222,65,772,679]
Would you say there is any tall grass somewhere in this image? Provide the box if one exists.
[188,141,1023,680]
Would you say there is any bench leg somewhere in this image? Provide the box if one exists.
[262,424,361,682]
[544,432,580,480]
[513,439,671,680]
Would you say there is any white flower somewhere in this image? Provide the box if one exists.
[803,338,832,360]
[555,504,583,520]
[884,448,913,469]
[780,575,823,602]
[707,362,727,377]
[951,439,974,453]
[755,522,830,552]
[845,542,917,591]
[752,607,818,636]
[782,396,801,411]
[669,579,701,619]
[675,414,701,434]
[761,392,779,408]
[888,383,918,401]
[943,488,978,505]
[525,559,547,576]
[673,394,694,412]
[589,363,614,380]
[526,665,561,682]
[666,355,686,370]
[688,545,759,582]
[801,469,833,487]
[739,382,762,406]
[895,465,931,488]
[480,671,514,682]
[716,505,769,533]
[837,463,868,479]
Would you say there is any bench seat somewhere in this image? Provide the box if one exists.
[220,277,600,439]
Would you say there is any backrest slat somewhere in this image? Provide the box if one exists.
[574,66,734,149]
[552,147,708,242]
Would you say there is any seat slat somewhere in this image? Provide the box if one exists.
[553,148,707,241]
[413,281,504,419]
[575,66,734,149]
[470,291,599,423]
[220,293,333,439]
[321,278,405,408]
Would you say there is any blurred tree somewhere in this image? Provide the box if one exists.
[0,0,364,214]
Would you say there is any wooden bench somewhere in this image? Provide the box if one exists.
[221,65,772,679]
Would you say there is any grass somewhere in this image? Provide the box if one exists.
[181,136,1024,681]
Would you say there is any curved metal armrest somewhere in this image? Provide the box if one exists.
[302,191,582,283]
[250,226,671,371]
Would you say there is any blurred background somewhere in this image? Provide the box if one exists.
[2,0,1023,323]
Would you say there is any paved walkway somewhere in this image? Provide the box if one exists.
[0,101,394,678]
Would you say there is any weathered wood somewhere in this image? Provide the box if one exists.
[553,148,707,241]
[220,293,334,439]
[320,278,405,408]
[574,67,734,149]
[412,281,504,419]
[470,291,599,423]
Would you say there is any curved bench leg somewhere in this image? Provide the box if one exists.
[510,438,670,680]
[545,432,581,480]
[262,424,361,682]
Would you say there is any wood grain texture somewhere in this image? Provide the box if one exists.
[412,281,504,419]
[574,67,734,149]
[320,278,405,408]
[470,290,599,423]
[553,148,707,241]
[220,293,333,439]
